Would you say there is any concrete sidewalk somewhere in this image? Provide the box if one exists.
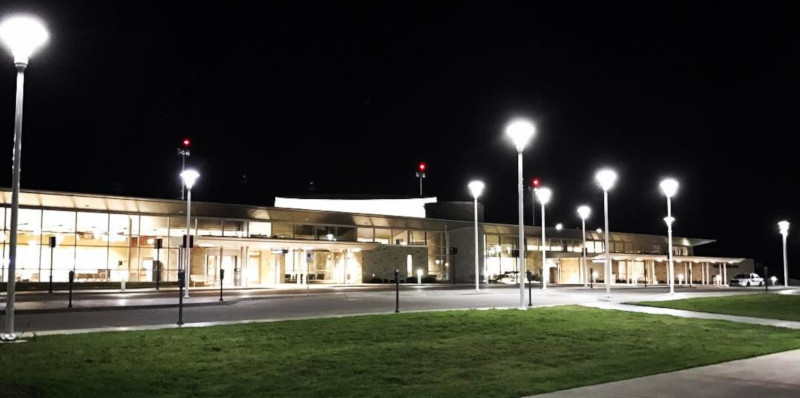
[582,301,800,330]
[531,349,800,397]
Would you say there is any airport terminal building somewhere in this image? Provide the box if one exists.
[0,189,750,288]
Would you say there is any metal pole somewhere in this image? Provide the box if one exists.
[473,196,480,292]
[667,197,674,295]
[178,270,184,326]
[68,270,74,308]
[541,201,547,290]
[394,269,399,313]
[3,63,27,340]
[219,269,224,302]
[582,219,587,287]
[184,188,191,298]
[531,188,536,228]
[180,154,186,200]
[517,151,526,309]
[783,234,789,287]
[49,243,54,294]
[155,240,160,291]
[527,270,532,306]
[603,190,611,298]
[419,175,423,197]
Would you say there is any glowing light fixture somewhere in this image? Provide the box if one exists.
[0,15,49,64]
[505,119,535,151]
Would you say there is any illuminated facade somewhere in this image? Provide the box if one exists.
[0,189,749,287]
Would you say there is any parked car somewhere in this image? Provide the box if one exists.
[730,273,764,287]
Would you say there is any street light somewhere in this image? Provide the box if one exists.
[577,205,591,287]
[1,15,49,342]
[506,118,535,309]
[779,220,789,288]
[536,187,552,290]
[660,178,679,295]
[180,169,199,298]
[555,223,563,231]
[595,168,617,298]
[468,180,485,292]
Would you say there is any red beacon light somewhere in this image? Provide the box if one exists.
[418,163,426,172]
[182,138,191,148]
[532,177,540,188]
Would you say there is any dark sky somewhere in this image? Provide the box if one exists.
[0,1,798,277]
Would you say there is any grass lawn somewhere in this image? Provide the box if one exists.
[633,293,800,322]
[2,306,800,397]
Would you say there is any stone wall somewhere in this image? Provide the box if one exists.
[362,245,428,281]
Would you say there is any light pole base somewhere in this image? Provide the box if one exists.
[1,333,17,342]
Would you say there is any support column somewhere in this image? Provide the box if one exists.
[683,263,688,285]
[689,262,693,286]
[723,263,728,286]
[651,261,656,284]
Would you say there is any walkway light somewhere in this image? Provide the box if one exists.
[660,178,679,295]
[468,180,485,292]
[1,14,49,342]
[779,220,789,288]
[506,118,536,309]
[595,168,617,298]
[555,223,563,231]
[577,206,591,286]
[536,187,552,290]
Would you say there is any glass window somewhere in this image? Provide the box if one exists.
[76,212,107,247]
[223,220,246,237]
[357,227,374,243]
[410,230,426,245]
[375,228,391,244]
[336,226,356,242]
[140,216,169,238]
[526,237,539,251]
[272,222,293,239]
[392,229,408,245]
[197,218,222,237]
[315,225,336,241]
[109,214,136,247]
[168,217,187,238]
[248,221,272,238]
[294,224,315,240]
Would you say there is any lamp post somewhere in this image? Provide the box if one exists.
[506,118,535,310]
[468,180,485,292]
[577,206,591,287]
[660,178,679,295]
[536,187,552,290]
[416,163,426,197]
[595,169,617,298]
[0,15,48,342]
[180,169,199,299]
[779,220,789,288]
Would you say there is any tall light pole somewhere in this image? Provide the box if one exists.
[595,169,617,299]
[181,169,199,299]
[660,178,679,295]
[416,163,426,196]
[178,138,191,200]
[779,220,789,288]
[506,118,535,310]
[536,187,552,290]
[530,177,540,227]
[468,180,485,292]
[0,15,49,342]
[577,206,591,287]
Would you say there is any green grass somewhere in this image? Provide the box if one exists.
[2,307,800,397]
[633,293,800,322]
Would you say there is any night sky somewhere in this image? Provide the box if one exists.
[0,2,798,278]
